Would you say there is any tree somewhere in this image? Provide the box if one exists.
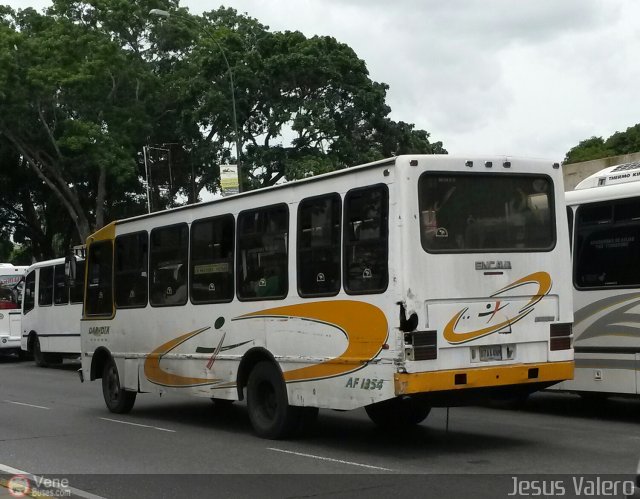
[0,3,163,241]
[0,1,445,252]
[153,8,446,189]
[564,124,640,164]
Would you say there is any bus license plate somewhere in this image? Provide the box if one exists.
[479,345,502,361]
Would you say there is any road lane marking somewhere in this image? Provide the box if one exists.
[267,448,393,471]
[0,463,105,499]
[3,400,50,410]
[99,417,176,433]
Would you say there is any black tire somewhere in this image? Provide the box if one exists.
[102,358,136,414]
[32,336,47,368]
[247,361,301,439]
[365,396,431,428]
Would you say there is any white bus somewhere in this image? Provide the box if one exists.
[21,257,84,366]
[76,155,574,438]
[554,161,640,397]
[0,263,28,357]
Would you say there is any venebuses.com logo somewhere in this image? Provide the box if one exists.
[7,475,30,497]
[6,474,71,497]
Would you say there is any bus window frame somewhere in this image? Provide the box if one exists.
[38,265,54,308]
[53,263,69,306]
[297,192,342,298]
[190,213,235,305]
[115,231,149,310]
[573,198,640,291]
[149,222,189,308]
[23,270,36,315]
[418,171,557,254]
[236,203,290,302]
[85,240,115,318]
[343,183,389,296]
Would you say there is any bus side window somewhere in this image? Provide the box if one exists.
[191,214,234,304]
[237,204,289,300]
[53,264,69,305]
[575,199,640,288]
[297,193,341,297]
[150,224,189,307]
[23,271,35,314]
[115,231,148,309]
[86,241,114,316]
[344,184,389,294]
[70,261,85,304]
[38,266,54,306]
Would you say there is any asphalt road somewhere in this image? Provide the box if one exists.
[1,353,638,498]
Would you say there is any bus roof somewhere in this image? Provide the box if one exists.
[573,161,640,190]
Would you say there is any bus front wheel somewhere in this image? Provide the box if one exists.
[102,358,136,414]
[32,336,47,368]
[247,361,301,439]
[365,396,431,428]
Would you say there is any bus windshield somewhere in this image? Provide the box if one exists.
[418,172,555,252]
[0,276,21,309]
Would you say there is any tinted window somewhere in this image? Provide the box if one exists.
[575,198,640,288]
[53,264,68,305]
[150,224,188,306]
[418,173,555,252]
[24,271,35,313]
[70,260,85,304]
[237,204,288,300]
[344,185,388,294]
[298,194,341,297]
[115,232,148,308]
[38,266,53,306]
[86,241,113,316]
[191,215,234,304]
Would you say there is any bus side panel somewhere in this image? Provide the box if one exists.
[558,352,637,394]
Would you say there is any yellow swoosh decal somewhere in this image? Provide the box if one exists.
[443,271,552,344]
[144,327,221,387]
[237,300,388,382]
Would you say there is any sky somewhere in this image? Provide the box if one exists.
[6,0,640,162]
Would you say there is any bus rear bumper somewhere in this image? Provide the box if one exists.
[394,361,574,396]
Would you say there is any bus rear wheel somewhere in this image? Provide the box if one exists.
[102,358,136,414]
[247,361,301,439]
[365,396,431,428]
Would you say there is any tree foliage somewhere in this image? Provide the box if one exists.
[564,123,640,165]
[0,0,445,256]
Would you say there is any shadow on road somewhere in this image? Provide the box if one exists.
[485,391,640,424]
[125,397,528,458]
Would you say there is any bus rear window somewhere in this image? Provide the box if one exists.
[418,173,555,252]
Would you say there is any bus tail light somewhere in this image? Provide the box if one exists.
[549,323,572,351]
[404,330,437,361]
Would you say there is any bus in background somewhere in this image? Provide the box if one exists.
[76,155,574,439]
[0,263,28,358]
[21,257,84,367]
[553,161,640,398]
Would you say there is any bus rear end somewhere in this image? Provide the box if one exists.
[396,157,573,403]
[0,265,27,355]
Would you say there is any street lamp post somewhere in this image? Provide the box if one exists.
[149,8,243,193]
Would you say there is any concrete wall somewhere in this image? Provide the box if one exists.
[563,151,640,191]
